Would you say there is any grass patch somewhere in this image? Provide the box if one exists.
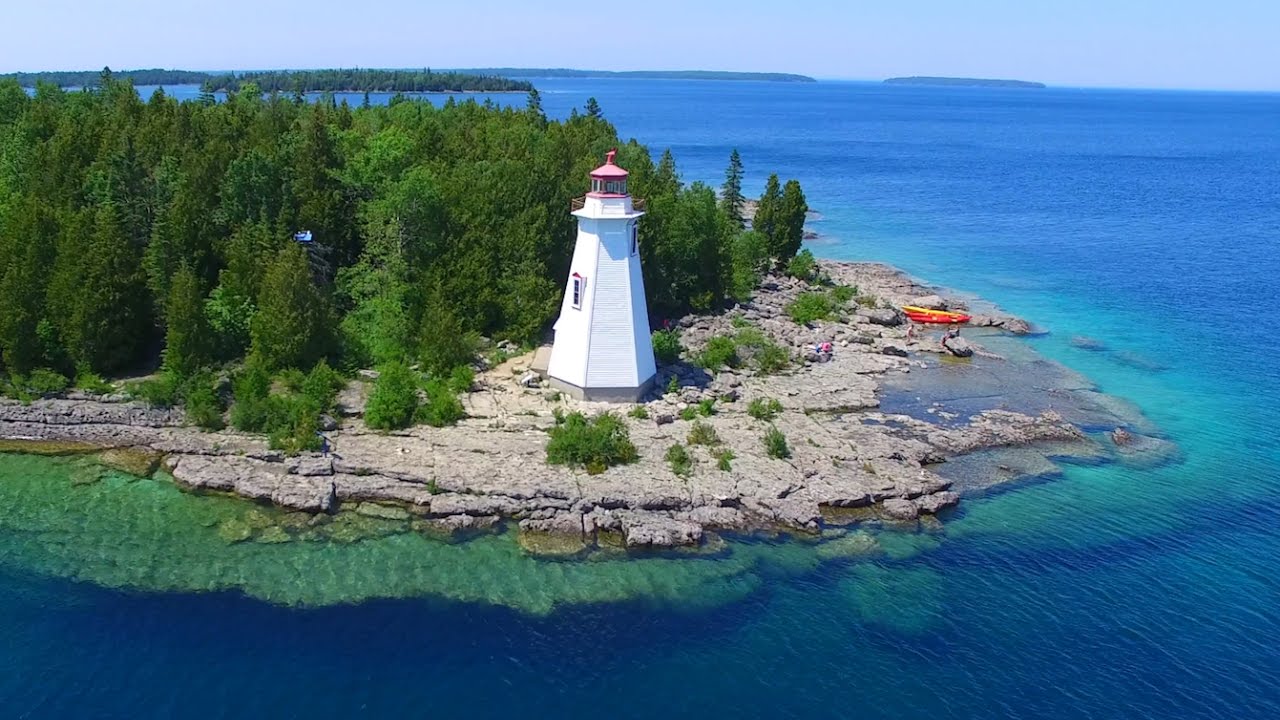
[665,443,693,477]
[747,397,783,421]
[678,406,698,422]
[687,420,721,446]
[628,405,649,420]
[713,447,735,472]
[546,412,639,474]
[763,426,791,459]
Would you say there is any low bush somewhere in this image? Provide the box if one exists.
[763,426,791,459]
[447,365,475,395]
[546,412,639,473]
[665,375,680,395]
[182,372,226,431]
[74,366,114,395]
[628,405,649,420]
[747,397,783,421]
[714,447,735,472]
[697,398,717,417]
[734,326,790,375]
[785,249,818,281]
[652,329,683,365]
[830,285,857,305]
[301,359,345,413]
[417,377,465,427]
[786,292,834,325]
[696,335,740,372]
[132,371,183,408]
[678,406,698,421]
[687,420,721,446]
[665,443,693,477]
[25,368,70,395]
[365,362,420,431]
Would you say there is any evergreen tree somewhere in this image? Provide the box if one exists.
[584,97,603,119]
[162,265,211,378]
[720,149,745,229]
[62,203,149,373]
[0,200,54,373]
[754,173,783,258]
[777,179,809,262]
[250,243,330,370]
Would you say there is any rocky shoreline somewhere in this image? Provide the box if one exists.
[0,260,1169,555]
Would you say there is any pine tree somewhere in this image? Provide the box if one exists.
[720,149,745,229]
[754,174,782,256]
[63,203,149,373]
[584,97,603,119]
[777,179,809,261]
[162,266,211,378]
[250,243,330,370]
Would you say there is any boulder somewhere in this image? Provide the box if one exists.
[1111,427,1134,446]
[916,491,960,515]
[858,308,903,327]
[942,336,975,358]
[909,294,948,310]
[618,512,703,548]
[882,345,909,358]
[879,498,920,521]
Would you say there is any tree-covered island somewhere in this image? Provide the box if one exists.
[0,68,534,93]
[0,70,807,450]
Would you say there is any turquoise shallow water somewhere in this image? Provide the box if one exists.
[3,80,1279,718]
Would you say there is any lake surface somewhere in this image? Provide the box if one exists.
[5,79,1280,718]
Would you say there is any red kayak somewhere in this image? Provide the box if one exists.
[902,306,971,324]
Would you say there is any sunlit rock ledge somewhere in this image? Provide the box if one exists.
[0,260,1175,557]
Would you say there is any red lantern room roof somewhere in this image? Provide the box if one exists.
[590,149,629,179]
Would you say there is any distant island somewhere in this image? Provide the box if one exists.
[1,67,533,93]
[201,69,532,93]
[0,68,210,87]
[450,68,817,83]
[884,76,1046,89]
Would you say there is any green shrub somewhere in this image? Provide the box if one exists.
[763,426,791,459]
[830,285,857,305]
[786,292,834,325]
[754,343,791,375]
[714,448,735,472]
[74,366,114,395]
[365,362,420,431]
[665,443,693,477]
[265,394,323,454]
[628,405,649,420]
[696,336,739,372]
[277,368,307,393]
[182,373,225,431]
[447,365,475,394]
[418,377,465,427]
[25,368,69,395]
[133,371,183,408]
[546,412,639,472]
[665,375,680,395]
[552,406,566,425]
[697,398,717,417]
[302,359,345,413]
[687,420,720,446]
[678,406,698,421]
[856,295,879,309]
[230,362,273,431]
[651,329,683,365]
[786,249,818,281]
[748,397,784,421]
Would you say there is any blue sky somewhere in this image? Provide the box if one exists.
[2,0,1277,90]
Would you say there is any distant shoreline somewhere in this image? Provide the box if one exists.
[449,68,817,83]
[884,76,1046,89]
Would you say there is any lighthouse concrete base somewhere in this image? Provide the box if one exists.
[548,375,655,403]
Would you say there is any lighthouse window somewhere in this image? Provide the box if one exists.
[630,225,638,256]
[591,179,603,193]
[572,276,583,309]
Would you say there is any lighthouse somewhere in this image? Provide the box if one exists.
[546,150,656,402]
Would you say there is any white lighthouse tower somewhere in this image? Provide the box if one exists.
[547,150,656,402]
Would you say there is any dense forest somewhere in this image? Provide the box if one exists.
[1,68,212,88]
[0,70,806,447]
[2,68,532,93]
[202,69,533,93]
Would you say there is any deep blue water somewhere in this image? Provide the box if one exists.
[5,80,1280,718]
